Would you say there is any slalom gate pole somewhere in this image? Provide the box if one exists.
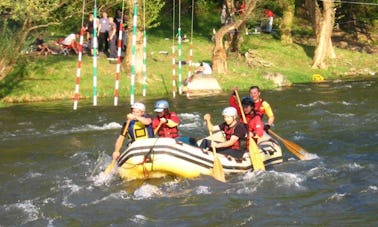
[142,30,147,96]
[171,0,176,98]
[73,28,85,110]
[177,0,182,95]
[92,1,98,106]
[142,0,147,97]
[186,42,193,98]
[130,0,138,105]
[114,1,125,106]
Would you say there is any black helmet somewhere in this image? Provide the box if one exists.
[241,96,254,107]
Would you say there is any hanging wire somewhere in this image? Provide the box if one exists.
[319,0,378,6]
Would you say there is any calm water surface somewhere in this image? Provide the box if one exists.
[1,80,377,226]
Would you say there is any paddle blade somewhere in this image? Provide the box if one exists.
[212,154,226,182]
[249,138,266,171]
[268,130,308,160]
[104,160,116,174]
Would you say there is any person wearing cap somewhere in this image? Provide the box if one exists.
[200,107,247,159]
[152,100,180,138]
[112,102,153,161]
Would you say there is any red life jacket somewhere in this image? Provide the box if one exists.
[254,99,266,118]
[157,113,179,138]
[223,124,241,150]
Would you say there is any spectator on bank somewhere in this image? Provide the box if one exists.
[264,8,274,33]
[34,34,53,55]
[98,11,110,55]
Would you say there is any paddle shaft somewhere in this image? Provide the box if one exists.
[153,121,164,136]
[234,90,247,124]
[105,119,131,174]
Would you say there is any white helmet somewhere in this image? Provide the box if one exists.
[222,107,237,117]
[131,102,146,111]
[154,100,169,112]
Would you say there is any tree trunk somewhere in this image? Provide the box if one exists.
[212,0,258,74]
[280,0,295,45]
[311,0,336,69]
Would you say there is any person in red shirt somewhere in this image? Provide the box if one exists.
[241,97,264,139]
[152,100,180,138]
[264,8,274,33]
[229,86,275,131]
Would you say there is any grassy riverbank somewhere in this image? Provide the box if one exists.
[1,32,377,106]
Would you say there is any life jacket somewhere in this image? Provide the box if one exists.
[157,113,179,138]
[128,116,153,141]
[254,98,266,118]
[223,124,241,150]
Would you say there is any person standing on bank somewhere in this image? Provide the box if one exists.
[200,107,247,160]
[98,11,110,55]
[152,100,180,138]
[112,102,153,161]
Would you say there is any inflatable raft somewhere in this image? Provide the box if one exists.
[116,133,283,180]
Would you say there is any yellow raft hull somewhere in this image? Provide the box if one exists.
[117,134,283,181]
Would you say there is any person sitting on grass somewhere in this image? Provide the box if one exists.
[34,34,53,55]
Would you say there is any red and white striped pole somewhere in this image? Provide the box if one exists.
[114,22,123,106]
[73,28,85,110]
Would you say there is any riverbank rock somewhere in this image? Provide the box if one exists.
[262,72,292,87]
[183,74,222,96]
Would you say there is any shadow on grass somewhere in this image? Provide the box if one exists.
[0,54,81,101]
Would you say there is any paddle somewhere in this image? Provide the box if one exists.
[234,89,265,171]
[267,129,309,160]
[105,119,131,174]
[204,114,226,182]
[154,121,164,136]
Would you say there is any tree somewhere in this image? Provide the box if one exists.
[123,0,164,82]
[279,0,295,45]
[307,0,336,69]
[212,0,259,74]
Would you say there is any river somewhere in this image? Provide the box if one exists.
[0,80,377,226]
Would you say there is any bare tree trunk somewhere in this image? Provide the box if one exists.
[311,0,336,69]
[123,0,145,83]
[280,0,295,45]
[212,0,259,74]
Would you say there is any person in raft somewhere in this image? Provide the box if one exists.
[112,102,154,161]
[200,107,247,159]
[152,100,180,138]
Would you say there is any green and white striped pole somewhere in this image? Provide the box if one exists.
[130,0,138,104]
[92,1,98,106]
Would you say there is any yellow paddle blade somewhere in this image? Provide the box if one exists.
[249,138,265,171]
[212,153,226,182]
[268,130,308,160]
[104,160,116,174]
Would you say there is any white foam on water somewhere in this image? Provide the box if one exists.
[327,192,348,202]
[303,152,319,160]
[130,214,148,224]
[133,184,162,200]
[3,200,40,224]
[307,166,338,180]
[236,171,306,193]
[296,101,331,108]
[195,185,211,194]
[331,113,355,117]
[91,171,116,187]
[361,185,378,193]
[346,162,363,170]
